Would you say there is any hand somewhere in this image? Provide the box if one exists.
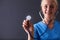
[22,20,34,35]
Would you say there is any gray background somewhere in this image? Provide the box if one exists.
[0,0,60,40]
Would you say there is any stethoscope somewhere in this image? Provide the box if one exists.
[25,11,59,39]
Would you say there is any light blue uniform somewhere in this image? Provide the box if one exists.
[34,20,60,40]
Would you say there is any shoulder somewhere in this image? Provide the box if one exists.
[33,21,42,28]
[55,20,60,26]
[33,21,47,32]
[33,21,47,29]
[33,21,42,31]
[55,20,60,28]
[33,21,47,36]
[54,20,60,33]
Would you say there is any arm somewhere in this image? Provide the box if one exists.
[28,34,33,40]
[22,20,34,40]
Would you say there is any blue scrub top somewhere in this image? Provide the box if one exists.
[34,20,60,40]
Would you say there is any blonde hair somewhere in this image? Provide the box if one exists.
[41,0,58,8]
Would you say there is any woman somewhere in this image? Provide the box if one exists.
[22,0,60,40]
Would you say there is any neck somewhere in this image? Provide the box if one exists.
[43,18,55,29]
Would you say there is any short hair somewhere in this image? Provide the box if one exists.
[41,0,58,8]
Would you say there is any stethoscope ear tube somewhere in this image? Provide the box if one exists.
[39,11,44,20]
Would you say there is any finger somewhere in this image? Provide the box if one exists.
[22,24,29,32]
[23,20,29,25]
[22,25,29,33]
[22,25,27,31]
[23,21,28,26]
[22,21,29,29]
[22,25,24,28]
[23,24,28,28]
[24,20,29,22]
[25,19,29,22]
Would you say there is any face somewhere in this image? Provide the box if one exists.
[41,0,57,21]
